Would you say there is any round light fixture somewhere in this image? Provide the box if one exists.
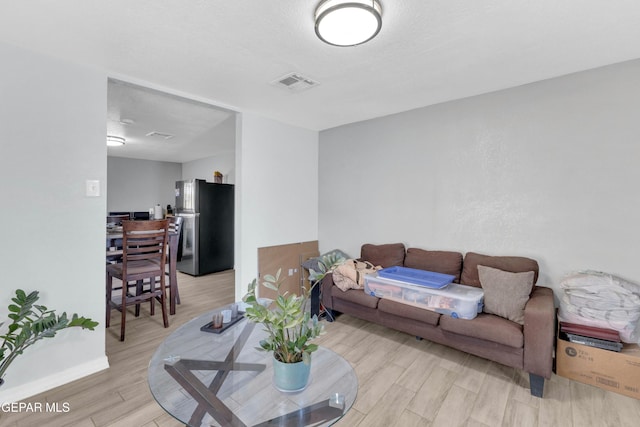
[315,0,382,47]
[106,135,125,147]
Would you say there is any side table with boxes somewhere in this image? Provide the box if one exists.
[555,270,640,400]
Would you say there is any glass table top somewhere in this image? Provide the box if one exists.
[148,306,358,427]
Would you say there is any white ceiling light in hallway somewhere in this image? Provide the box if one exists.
[106,135,125,146]
[314,0,382,47]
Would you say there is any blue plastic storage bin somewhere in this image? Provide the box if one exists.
[364,273,484,319]
[377,266,454,289]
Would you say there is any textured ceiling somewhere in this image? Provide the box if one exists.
[107,80,235,163]
[2,1,640,132]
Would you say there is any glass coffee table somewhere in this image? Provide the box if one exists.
[148,306,358,427]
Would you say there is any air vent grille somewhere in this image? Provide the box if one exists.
[271,73,319,92]
[146,131,174,140]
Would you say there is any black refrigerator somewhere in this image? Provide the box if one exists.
[174,179,234,276]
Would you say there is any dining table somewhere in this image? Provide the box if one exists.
[106,225,181,315]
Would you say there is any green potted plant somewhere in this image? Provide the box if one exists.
[306,252,346,283]
[242,269,323,392]
[0,289,98,386]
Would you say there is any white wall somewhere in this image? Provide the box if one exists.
[182,151,235,184]
[0,42,109,401]
[319,59,640,294]
[107,157,182,213]
[0,43,319,403]
[235,113,319,300]
[182,114,237,184]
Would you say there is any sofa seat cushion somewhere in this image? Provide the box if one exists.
[439,313,524,348]
[461,252,539,288]
[404,248,463,283]
[331,286,380,309]
[378,299,441,326]
[360,243,405,268]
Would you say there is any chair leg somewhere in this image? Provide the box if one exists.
[120,286,127,341]
[150,277,156,316]
[106,272,112,328]
[135,280,143,317]
[165,271,180,316]
[160,277,169,328]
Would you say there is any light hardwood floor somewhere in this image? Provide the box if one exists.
[2,271,640,426]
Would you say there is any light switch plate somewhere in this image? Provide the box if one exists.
[86,180,100,197]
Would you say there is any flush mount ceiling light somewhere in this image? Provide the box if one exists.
[315,0,382,47]
[106,135,125,147]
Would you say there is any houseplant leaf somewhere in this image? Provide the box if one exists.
[0,289,98,382]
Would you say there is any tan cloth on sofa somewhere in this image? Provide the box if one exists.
[333,259,381,291]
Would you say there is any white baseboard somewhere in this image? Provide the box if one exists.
[0,356,110,403]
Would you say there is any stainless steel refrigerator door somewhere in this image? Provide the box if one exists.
[175,180,196,213]
[176,213,199,275]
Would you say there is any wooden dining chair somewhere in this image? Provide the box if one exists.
[106,214,130,226]
[106,214,129,263]
[106,219,170,341]
[135,216,184,315]
[167,215,184,305]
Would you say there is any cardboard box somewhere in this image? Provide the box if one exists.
[556,333,640,399]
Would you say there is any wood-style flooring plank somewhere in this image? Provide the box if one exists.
[537,375,572,427]
[356,383,416,427]
[396,409,429,427]
[396,352,439,392]
[606,391,640,427]
[570,380,608,427]
[389,337,434,369]
[501,400,538,427]
[454,354,491,394]
[430,384,477,427]
[405,367,458,421]
[468,363,515,426]
[352,363,406,413]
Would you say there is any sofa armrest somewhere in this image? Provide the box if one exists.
[321,272,335,310]
[523,286,555,378]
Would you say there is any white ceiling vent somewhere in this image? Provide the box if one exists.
[145,131,174,140]
[271,73,319,92]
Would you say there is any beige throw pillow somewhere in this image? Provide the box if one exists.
[477,265,535,325]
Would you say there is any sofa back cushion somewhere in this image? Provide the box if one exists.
[461,252,539,288]
[360,243,405,268]
[404,248,463,283]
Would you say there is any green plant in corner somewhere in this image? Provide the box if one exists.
[0,289,98,383]
[243,269,323,364]
[307,252,346,283]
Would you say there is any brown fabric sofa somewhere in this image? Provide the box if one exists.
[321,243,555,397]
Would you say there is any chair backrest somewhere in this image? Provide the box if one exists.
[167,216,184,262]
[168,216,184,234]
[122,219,169,269]
[107,214,130,226]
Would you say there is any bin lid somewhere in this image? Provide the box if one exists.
[378,266,455,289]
